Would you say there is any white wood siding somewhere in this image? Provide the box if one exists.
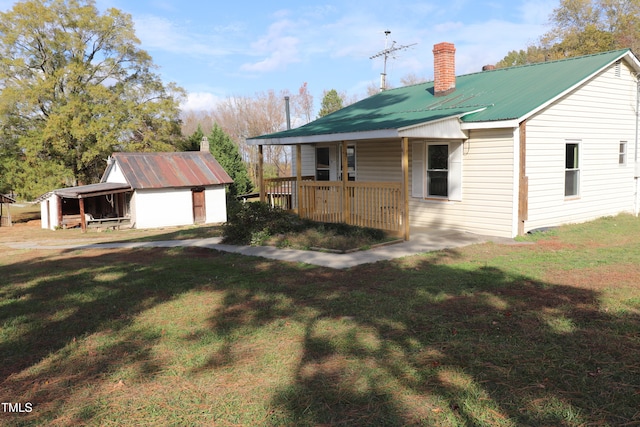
[409,129,516,237]
[104,161,127,184]
[204,186,228,224]
[133,187,226,229]
[134,189,194,229]
[40,194,59,229]
[525,60,638,231]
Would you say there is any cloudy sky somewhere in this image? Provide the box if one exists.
[1,0,559,112]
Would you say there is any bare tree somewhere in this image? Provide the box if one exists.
[292,82,314,125]
[212,90,292,184]
[400,73,427,86]
[180,110,216,137]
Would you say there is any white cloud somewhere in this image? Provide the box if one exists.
[520,0,556,26]
[180,92,222,112]
[133,15,231,57]
[434,21,465,33]
[240,19,302,72]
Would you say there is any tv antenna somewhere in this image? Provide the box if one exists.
[369,30,417,92]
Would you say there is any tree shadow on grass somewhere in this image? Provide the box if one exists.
[1,244,639,426]
[200,254,640,426]
[0,247,237,424]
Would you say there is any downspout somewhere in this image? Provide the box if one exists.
[635,74,640,216]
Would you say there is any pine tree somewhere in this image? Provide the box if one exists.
[318,89,344,117]
[207,125,252,197]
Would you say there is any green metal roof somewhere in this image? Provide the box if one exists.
[250,49,635,143]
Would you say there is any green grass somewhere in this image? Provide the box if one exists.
[1,214,639,426]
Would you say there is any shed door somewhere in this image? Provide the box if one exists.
[192,188,206,224]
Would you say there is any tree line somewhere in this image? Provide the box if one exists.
[1,0,639,200]
[496,0,640,67]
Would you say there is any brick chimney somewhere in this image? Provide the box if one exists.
[200,136,209,152]
[433,42,456,96]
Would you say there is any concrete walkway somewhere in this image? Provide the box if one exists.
[3,229,520,269]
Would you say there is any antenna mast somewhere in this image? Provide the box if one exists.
[369,30,416,92]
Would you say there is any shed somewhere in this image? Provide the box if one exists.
[40,151,233,231]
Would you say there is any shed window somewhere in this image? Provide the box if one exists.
[565,142,580,197]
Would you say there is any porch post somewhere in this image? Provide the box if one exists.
[341,142,349,224]
[259,145,265,203]
[296,145,302,213]
[402,137,410,241]
[57,195,63,227]
[79,197,87,233]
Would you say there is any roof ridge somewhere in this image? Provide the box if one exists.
[460,48,630,78]
[388,48,631,89]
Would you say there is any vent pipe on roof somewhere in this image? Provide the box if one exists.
[285,96,291,130]
[433,42,456,96]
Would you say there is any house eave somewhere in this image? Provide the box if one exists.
[398,116,468,139]
[460,119,521,130]
[519,50,640,123]
[248,110,492,145]
[246,129,401,145]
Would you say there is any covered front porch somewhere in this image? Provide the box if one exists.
[257,139,411,240]
[40,182,133,232]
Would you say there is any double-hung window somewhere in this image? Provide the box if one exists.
[316,147,330,181]
[565,141,580,197]
[619,142,627,165]
[412,141,462,201]
[427,145,449,197]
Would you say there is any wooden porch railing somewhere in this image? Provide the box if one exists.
[264,175,314,210]
[298,181,404,235]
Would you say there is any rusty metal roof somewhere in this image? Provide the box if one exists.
[1,194,15,204]
[54,182,132,199]
[110,152,233,189]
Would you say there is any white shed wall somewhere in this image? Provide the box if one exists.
[40,194,59,230]
[104,161,127,184]
[204,186,228,223]
[525,60,638,231]
[133,188,194,229]
[132,186,227,229]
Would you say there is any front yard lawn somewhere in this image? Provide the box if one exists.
[1,214,639,426]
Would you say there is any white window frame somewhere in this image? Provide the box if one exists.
[427,144,449,198]
[412,141,462,201]
[619,141,627,165]
[565,140,580,198]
